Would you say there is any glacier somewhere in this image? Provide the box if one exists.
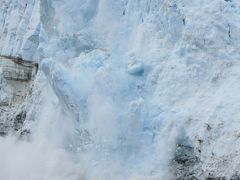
[1,0,240,179]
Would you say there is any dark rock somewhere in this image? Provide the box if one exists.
[175,144,198,164]
[14,110,26,131]
[172,132,203,179]
[0,131,6,136]
[231,174,240,180]
[206,177,226,180]
[20,129,31,136]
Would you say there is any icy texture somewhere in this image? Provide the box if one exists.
[1,0,240,179]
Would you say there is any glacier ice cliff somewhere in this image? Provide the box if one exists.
[1,0,240,179]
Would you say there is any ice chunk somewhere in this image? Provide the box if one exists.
[127,59,144,75]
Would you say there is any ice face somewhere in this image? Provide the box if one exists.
[1,0,240,179]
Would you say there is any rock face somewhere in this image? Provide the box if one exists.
[0,56,37,81]
[0,55,37,136]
